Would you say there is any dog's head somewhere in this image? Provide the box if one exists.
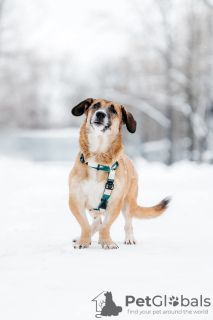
[71,98,136,134]
[104,291,112,299]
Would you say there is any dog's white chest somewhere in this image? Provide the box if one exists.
[82,170,106,209]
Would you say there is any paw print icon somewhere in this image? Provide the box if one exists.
[169,296,179,307]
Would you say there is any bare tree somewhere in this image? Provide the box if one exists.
[99,300,105,309]
[156,0,174,164]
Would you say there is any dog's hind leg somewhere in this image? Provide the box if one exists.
[122,203,136,245]
[91,216,102,237]
[122,180,137,244]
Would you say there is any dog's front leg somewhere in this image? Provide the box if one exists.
[69,196,91,249]
[99,199,123,249]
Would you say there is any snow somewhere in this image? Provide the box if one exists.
[0,156,212,320]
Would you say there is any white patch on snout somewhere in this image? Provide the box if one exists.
[86,109,112,153]
[91,110,109,133]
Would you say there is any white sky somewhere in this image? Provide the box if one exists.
[5,0,189,75]
[11,0,140,73]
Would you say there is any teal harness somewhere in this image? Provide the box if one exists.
[80,154,119,212]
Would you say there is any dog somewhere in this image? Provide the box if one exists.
[101,292,122,316]
[68,98,170,249]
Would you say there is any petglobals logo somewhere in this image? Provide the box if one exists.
[91,292,211,318]
[92,291,122,318]
[125,295,211,308]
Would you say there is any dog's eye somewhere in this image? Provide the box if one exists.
[93,103,100,109]
[109,104,117,114]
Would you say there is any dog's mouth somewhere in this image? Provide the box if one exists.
[93,121,103,126]
[92,120,111,132]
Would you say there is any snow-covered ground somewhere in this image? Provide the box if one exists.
[0,156,212,320]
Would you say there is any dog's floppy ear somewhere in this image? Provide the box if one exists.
[71,98,94,116]
[121,106,137,133]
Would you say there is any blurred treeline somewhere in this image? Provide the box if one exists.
[0,0,213,164]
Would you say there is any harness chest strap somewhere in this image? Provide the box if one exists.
[80,153,119,212]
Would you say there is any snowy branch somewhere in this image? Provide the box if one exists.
[104,90,171,128]
[202,0,213,9]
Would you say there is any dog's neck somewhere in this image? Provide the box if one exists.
[79,120,124,165]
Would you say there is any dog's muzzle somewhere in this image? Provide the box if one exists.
[91,110,110,130]
[93,111,106,125]
[95,111,106,122]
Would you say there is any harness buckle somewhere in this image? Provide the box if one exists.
[105,180,114,190]
[80,154,84,163]
[99,198,108,210]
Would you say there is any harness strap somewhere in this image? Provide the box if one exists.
[80,153,118,211]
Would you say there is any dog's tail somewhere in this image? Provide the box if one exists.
[132,197,171,219]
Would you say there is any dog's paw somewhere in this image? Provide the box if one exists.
[72,238,91,249]
[124,236,136,245]
[103,243,119,250]
[100,241,119,249]
[72,237,79,243]
[73,243,89,249]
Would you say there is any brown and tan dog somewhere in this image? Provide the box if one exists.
[69,98,170,249]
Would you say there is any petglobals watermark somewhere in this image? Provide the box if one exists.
[125,295,211,308]
[125,295,211,317]
[91,292,211,318]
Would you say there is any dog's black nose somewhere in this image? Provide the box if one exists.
[96,111,106,121]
